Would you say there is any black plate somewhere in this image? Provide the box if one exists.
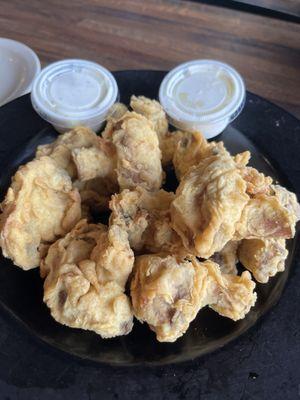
[0,70,299,367]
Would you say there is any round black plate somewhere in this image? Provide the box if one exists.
[0,71,299,367]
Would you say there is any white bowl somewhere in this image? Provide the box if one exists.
[0,38,41,107]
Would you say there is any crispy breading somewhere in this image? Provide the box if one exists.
[36,127,118,215]
[173,131,208,179]
[130,95,168,140]
[238,238,288,283]
[205,261,256,321]
[235,195,297,240]
[91,224,134,288]
[239,166,272,196]
[72,138,117,182]
[131,254,208,342]
[0,156,81,270]
[272,184,300,223]
[130,95,190,167]
[234,151,251,167]
[131,255,256,342]
[37,126,117,183]
[36,126,100,179]
[159,130,192,167]
[41,220,133,338]
[112,112,163,191]
[171,146,249,258]
[101,103,128,139]
[109,187,184,254]
[211,241,239,275]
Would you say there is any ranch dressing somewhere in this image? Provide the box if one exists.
[159,60,245,139]
[31,59,118,133]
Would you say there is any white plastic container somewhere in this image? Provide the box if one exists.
[31,59,118,133]
[159,60,245,139]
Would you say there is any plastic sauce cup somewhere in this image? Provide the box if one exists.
[159,60,246,139]
[31,59,118,133]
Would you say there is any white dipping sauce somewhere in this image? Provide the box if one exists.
[159,60,245,139]
[31,59,118,133]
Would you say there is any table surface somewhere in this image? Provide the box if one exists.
[0,0,299,118]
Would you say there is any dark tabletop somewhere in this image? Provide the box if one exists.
[0,264,299,400]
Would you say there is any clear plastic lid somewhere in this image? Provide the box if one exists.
[31,59,118,129]
[159,60,245,135]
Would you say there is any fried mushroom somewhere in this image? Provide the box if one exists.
[130,95,168,140]
[131,255,256,342]
[109,187,184,254]
[91,224,134,288]
[171,146,249,258]
[101,102,128,139]
[159,130,192,167]
[235,194,298,240]
[36,126,102,179]
[71,138,117,182]
[0,156,81,270]
[41,220,133,338]
[131,254,208,342]
[112,112,163,191]
[238,238,288,283]
[211,241,239,275]
[173,131,208,179]
[36,126,118,215]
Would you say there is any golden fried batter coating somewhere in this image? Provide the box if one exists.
[131,255,256,342]
[36,127,118,215]
[171,147,249,258]
[235,194,297,240]
[272,184,300,223]
[72,138,117,182]
[36,127,117,187]
[130,95,193,167]
[40,219,104,278]
[234,151,273,196]
[234,151,251,167]
[238,238,288,283]
[159,130,191,166]
[205,261,256,321]
[131,254,208,342]
[109,187,184,254]
[41,220,133,338]
[240,167,272,196]
[112,112,163,191]
[173,131,208,179]
[174,137,272,196]
[91,224,134,288]
[0,157,81,270]
[36,126,100,179]
[130,95,168,140]
[101,103,128,139]
[211,241,239,275]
